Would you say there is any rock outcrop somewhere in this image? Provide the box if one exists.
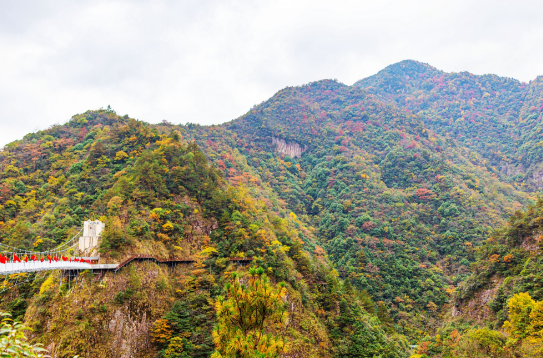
[500,162,543,189]
[271,137,307,158]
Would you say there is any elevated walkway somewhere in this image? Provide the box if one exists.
[1,221,255,278]
[0,255,195,275]
[0,261,118,275]
[1,255,254,275]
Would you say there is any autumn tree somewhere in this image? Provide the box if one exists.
[503,292,543,355]
[453,328,512,358]
[211,268,289,358]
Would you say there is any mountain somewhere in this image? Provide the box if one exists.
[1,60,543,357]
[0,110,407,357]
[173,79,532,340]
[355,60,543,190]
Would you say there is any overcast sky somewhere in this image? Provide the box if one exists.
[1,0,542,147]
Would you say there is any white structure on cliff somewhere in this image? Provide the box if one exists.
[78,220,105,253]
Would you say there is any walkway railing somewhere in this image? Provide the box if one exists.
[0,250,257,293]
[0,260,95,275]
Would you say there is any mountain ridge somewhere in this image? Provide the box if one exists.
[355,60,543,191]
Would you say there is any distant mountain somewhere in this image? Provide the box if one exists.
[355,60,543,189]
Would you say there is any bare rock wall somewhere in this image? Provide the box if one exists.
[271,137,307,158]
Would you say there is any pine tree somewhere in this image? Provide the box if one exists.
[358,290,376,315]
[376,301,394,333]
[211,268,289,358]
[339,298,355,328]
[343,278,354,296]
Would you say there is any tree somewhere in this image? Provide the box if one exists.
[114,151,129,162]
[211,268,289,358]
[453,328,511,358]
[151,319,173,346]
[0,312,48,357]
[358,290,376,315]
[87,141,106,163]
[504,293,532,337]
[343,279,354,296]
[503,292,543,355]
[164,337,190,358]
[376,301,394,333]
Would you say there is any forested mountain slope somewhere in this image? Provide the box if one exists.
[413,199,543,357]
[0,110,408,357]
[180,79,532,339]
[455,198,543,324]
[355,60,543,189]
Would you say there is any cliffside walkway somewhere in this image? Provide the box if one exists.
[1,254,254,276]
[0,255,197,276]
[113,254,195,273]
[1,219,254,293]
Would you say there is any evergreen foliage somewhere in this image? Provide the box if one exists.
[211,269,289,358]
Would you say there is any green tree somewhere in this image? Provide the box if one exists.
[377,301,394,333]
[0,312,48,357]
[358,290,376,315]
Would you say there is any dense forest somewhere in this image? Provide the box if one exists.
[1,60,543,357]
[355,60,543,190]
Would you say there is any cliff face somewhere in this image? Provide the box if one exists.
[271,136,307,158]
[453,276,504,325]
[500,161,543,189]
[26,262,177,358]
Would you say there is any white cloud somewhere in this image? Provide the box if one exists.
[1,0,542,146]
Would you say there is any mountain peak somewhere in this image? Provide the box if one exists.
[384,59,437,74]
[354,60,439,88]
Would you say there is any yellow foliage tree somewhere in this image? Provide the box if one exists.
[164,337,186,358]
[503,292,543,355]
[151,319,173,345]
[114,150,129,162]
[211,268,289,358]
